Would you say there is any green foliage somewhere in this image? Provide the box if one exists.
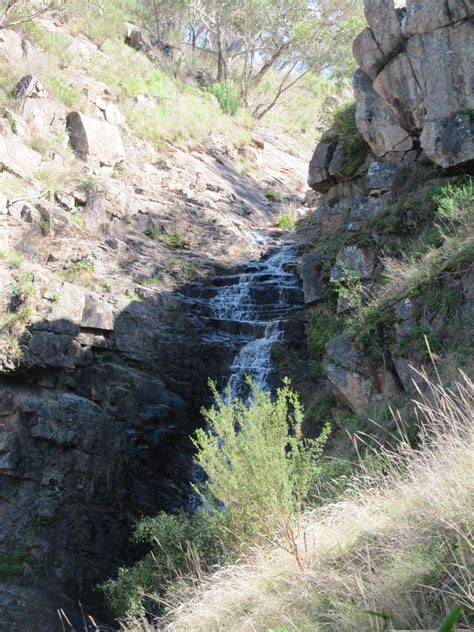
[308,305,343,357]
[71,214,86,229]
[431,179,474,226]
[439,605,464,632]
[102,510,220,618]
[0,546,44,582]
[264,189,280,201]
[46,76,82,108]
[330,267,362,308]
[30,515,55,528]
[350,177,474,346]
[138,275,161,286]
[0,306,33,331]
[11,272,36,299]
[22,21,74,64]
[193,380,330,548]
[145,226,188,248]
[100,278,113,292]
[329,101,369,177]
[275,213,296,230]
[0,249,22,269]
[209,82,241,115]
[63,259,95,281]
[103,382,330,619]
[65,0,134,48]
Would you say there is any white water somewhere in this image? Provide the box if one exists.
[209,238,301,399]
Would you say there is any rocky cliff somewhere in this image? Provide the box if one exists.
[300,0,472,431]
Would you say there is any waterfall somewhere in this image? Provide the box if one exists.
[209,236,302,399]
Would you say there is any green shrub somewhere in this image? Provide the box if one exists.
[265,189,280,201]
[330,101,369,177]
[46,76,82,108]
[102,510,220,618]
[145,226,188,248]
[0,547,44,582]
[193,380,330,549]
[275,213,296,230]
[209,82,241,115]
[308,305,343,357]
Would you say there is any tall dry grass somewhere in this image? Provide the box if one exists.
[128,373,474,631]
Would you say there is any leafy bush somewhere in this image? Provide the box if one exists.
[275,213,296,230]
[193,380,330,549]
[102,510,220,618]
[209,82,241,116]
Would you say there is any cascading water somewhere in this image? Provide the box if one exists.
[182,233,304,509]
[208,235,303,399]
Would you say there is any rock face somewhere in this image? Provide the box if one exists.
[352,0,474,166]
[0,127,41,178]
[325,334,399,413]
[66,111,124,166]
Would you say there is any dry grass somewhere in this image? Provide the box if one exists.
[124,373,474,632]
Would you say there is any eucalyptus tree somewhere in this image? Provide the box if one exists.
[186,0,363,117]
[0,0,64,27]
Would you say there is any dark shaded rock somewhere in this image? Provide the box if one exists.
[301,253,326,305]
[0,585,83,632]
[12,75,46,100]
[27,331,82,369]
[308,138,339,192]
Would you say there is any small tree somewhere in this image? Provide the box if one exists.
[0,0,64,28]
[193,379,330,555]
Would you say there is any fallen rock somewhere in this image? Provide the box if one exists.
[350,194,383,223]
[331,246,377,282]
[66,111,124,167]
[125,23,151,51]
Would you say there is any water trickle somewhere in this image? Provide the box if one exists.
[209,236,303,399]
